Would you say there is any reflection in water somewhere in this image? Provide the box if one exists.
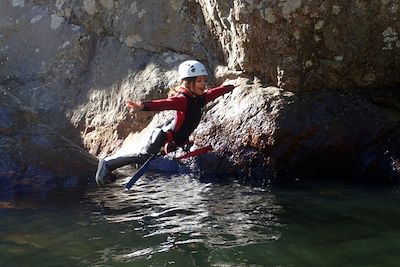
[88,173,282,260]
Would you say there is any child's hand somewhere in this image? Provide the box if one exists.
[233,77,247,88]
[223,77,246,88]
[127,100,143,110]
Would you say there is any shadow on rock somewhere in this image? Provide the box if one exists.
[0,88,98,199]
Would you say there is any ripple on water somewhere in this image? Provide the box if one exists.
[87,173,282,260]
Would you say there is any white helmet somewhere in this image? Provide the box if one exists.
[178,60,208,80]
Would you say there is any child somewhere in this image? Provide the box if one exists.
[95,60,238,186]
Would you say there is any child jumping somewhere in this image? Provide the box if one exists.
[95,60,238,186]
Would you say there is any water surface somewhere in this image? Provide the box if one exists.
[1,173,400,266]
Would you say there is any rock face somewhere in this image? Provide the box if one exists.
[355,126,400,182]
[0,86,97,197]
[0,0,400,189]
[1,0,202,157]
[193,82,400,183]
[198,0,400,90]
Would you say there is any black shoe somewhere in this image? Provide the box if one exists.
[95,160,116,186]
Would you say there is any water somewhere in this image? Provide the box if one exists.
[1,173,400,267]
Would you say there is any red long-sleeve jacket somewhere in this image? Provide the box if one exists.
[142,85,234,145]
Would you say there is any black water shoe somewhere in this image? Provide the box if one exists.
[95,160,116,186]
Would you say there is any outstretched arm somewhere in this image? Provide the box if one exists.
[127,95,187,112]
[204,82,243,103]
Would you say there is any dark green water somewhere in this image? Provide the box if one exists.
[1,173,400,267]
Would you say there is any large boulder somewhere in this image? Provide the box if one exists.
[192,81,400,183]
[0,87,97,198]
[355,126,400,182]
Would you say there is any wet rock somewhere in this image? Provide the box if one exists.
[355,126,400,182]
[0,87,97,197]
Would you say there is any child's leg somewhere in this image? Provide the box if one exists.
[104,153,152,170]
[95,128,167,186]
